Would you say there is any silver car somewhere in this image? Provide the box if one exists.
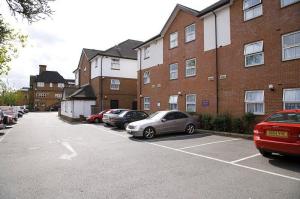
[102,109,128,126]
[126,110,197,139]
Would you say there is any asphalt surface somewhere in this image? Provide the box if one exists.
[0,112,299,199]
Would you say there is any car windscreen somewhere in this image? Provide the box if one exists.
[111,109,127,115]
[119,111,129,117]
[148,111,166,120]
[266,113,300,124]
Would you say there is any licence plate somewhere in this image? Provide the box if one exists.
[266,130,288,138]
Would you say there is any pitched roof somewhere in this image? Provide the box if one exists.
[67,84,96,100]
[83,48,104,60]
[36,71,65,83]
[62,87,78,100]
[198,0,231,16]
[134,34,161,49]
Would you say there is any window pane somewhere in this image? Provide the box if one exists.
[246,103,264,114]
[245,91,264,102]
[244,4,262,21]
[282,0,300,7]
[244,0,261,10]
[285,103,300,110]
[284,89,300,102]
[186,104,196,112]
[246,53,263,66]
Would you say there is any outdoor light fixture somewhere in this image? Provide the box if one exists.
[268,84,274,91]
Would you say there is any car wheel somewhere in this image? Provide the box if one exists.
[259,149,272,157]
[123,123,129,129]
[95,118,100,123]
[185,124,195,134]
[143,127,155,139]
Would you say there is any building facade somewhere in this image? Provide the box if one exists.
[29,65,75,111]
[135,0,300,117]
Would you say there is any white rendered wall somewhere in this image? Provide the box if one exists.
[204,7,231,51]
[137,38,163,70]
[73,100,96,118]
[91,56,137,79]
[60,101,73,118]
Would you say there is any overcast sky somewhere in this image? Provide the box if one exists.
[1,0,219,89]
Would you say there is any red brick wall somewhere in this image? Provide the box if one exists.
[78,53,91,86]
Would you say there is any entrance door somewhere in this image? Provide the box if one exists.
[132,101,137,110]
[110,100,119,109]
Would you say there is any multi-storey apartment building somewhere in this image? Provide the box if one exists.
[135,0,300,117]
[29,65,75,111]
[61,39,142,119]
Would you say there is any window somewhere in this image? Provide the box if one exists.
[243,0,263,21]
[144,45,150,59]
[175,112,188,119]
[164,112,177,120]
[169,63,178,80]
[36,92,48,98]
[282,30,300,61]
[143,71,150,84]
[185,24,196,43]
[57,83,65,88]
[144,97,150,110]
[281,0,300,7]
[110,79,120,90]
[186,94,196,112]
[245,90,264,115]
[50,83,53,87]
[169,95,178,110]
[283,88,300,110]
[170,32,178,48]
[55,93,62,99]
[37,82,44,87]
[111,58,120,70]
[185,58,196,77]
[266,113,300,124]
[244,41,264,67]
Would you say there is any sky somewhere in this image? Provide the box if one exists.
[0,0,219,89]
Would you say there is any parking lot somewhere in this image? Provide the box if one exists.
[0,113,299,199]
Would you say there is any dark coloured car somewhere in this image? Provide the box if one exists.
[254,109,300,157]
[87,110,109,123]
[108,110,149,129]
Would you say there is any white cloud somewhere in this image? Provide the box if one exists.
[2,0,219,89]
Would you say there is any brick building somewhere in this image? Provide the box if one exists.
[61,39,142,119]
[29,65,75,111]
[135,0,300,117]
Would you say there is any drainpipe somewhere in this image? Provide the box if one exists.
[100,56,104,111]
[212,11,219,115]
[139,49,142,110]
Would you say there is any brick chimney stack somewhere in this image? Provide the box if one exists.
[39,65,47,74]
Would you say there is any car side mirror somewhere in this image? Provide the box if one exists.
[161,118,167,122]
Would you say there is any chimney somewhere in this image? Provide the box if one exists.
[39,65,47,74]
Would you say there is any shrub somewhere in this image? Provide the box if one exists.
[212,113,232,132]
[232,118,244,133]
[242,112,256,134]
[199,114,213,130]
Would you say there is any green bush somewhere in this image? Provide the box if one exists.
[232,118,244,133]
[212,113,232,132]
[199,114,213,130]
[242,112,256,134]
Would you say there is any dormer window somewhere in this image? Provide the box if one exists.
[111,58,120,70]
[243,0,263,21]
[144,45,150,59]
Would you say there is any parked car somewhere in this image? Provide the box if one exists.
[126,110,197,139]
[254,109,300,157]
[87,110,109,123]
[102,109,129,126]
[0,110,6,129]
[108,110,149,129]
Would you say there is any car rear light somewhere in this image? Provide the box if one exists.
[254,129,263,135]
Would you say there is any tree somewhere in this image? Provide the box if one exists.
[0,0,54,75]
[5,0,55,23]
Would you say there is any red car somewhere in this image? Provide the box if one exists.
[87,110,109,123]
[254,109,300,157]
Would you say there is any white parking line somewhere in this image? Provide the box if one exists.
[0,128,12,143]
[149,133,212,142]
[179,138,240,150]
[59,142,78,160]
[230,153,261,164]
[87,125,300,182]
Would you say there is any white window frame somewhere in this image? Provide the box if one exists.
[110,79,120,90]
[143,71,150,84]
[244,40,264,67]
[57,83,65,88]
[144,97,150,110]
[281,0,300,7]
[243,0,263,21]
[55,93,62,99]
[169,95,178,110]
[282,30,300,61]
[169,63,178,80]
[283,88,300,110]
[170,32,178,49]
[36,92,47,98]
[185,58,196,77]
[144,45,150,59]
[186,94,196,112]
[111,58,120,70]
[185,24,196,43]
[37,82,44,87]
[50,83,53,87]
[245,90,265,115]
